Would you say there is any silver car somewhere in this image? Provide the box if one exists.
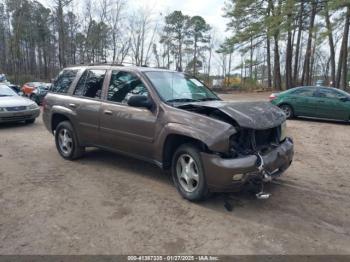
[0,84,40,124]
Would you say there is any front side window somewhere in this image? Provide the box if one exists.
[74,69,106,99]
[51,69,78,94]
[107,71,148,104]
[144,71,219,103]
[316,88,343,99]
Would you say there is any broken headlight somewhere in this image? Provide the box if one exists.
[280,121,287,142]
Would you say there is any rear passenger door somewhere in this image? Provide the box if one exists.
[70,69,107,146]
[99,70,158,159]
[288,87,317,117]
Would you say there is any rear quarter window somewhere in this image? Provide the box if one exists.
[51,69,79,94]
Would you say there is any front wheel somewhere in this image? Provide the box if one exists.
[172,144,209,201]
[279,104,294,119]
[55,121,85,160]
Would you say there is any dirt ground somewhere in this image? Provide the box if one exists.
[0,91,350,255]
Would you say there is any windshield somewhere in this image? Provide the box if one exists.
[0,85,17,97]
[336,89,350,98]
[145,71,220,103]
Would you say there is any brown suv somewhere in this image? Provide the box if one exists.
[43,65,294,201]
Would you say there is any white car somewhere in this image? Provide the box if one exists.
[0,84,40,124]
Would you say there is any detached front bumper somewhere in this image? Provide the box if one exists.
[201,138,294,192]
[0,108,40,123]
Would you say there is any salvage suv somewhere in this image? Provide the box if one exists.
[43,65,294,201]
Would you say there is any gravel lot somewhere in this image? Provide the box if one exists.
[0,92,350,255]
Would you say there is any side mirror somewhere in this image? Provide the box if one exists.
[18,91,24,96]
[128,95,153,109]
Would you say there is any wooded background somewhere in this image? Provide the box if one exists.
[0,0,349,90]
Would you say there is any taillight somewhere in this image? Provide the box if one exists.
[269,93,277,101]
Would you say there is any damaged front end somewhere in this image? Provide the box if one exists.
[178,101,294,198]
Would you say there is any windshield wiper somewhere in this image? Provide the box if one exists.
[166,98,201,103]
[198,97,220,101]
[0,94,11,97]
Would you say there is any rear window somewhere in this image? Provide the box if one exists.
[51,69,79,94]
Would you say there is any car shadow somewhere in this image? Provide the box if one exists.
[80,148,173,186]
[291,117,349,125]
[78,147,279,211]
[0,121,34,130]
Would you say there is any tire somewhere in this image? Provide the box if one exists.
[25,118,36,124]
[171,144,209,201]
[55,121,85,160]
[279,104,294,119]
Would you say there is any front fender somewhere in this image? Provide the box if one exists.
[155,122,237,160]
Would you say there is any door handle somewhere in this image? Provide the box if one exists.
[104,110,113,115]
[318,100,325,103]
[69,103,77,108]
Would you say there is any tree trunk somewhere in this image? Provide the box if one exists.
[266,36,272,88]
[57,0,66,68]
[293,1,304,86]
[324,2,336,87]
[301,0,317,86]
[340,5,350,90]
[274,36,282,90]
[285,3,293,89]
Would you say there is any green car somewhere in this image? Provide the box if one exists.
[270,86,350,122]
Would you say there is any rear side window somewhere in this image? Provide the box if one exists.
[74,69,106,99]
[291,88,314,97]
[51,69,78,94]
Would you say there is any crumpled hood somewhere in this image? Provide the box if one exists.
[0,96,34,107]
[185,101,286,130]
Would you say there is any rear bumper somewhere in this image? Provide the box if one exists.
[201,138,294,192]
[0,108,40,123]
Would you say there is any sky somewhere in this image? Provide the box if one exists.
[39,0,229,39]
[38,0,230,74]
[130,0,228,38]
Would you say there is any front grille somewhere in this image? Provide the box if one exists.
[230,126,281,156]
[6,106,26,111]
[1,115,32,121]
[253,128,279,150]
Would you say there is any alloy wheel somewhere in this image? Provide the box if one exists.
[176,154,200,193]
[58,128,73,156]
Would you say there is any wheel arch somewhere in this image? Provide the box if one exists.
[162,134,209,170]
[277,102,295,115]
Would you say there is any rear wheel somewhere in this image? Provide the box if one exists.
[172,144,209,201]
[279,104,294,119]
[55,121,84,160]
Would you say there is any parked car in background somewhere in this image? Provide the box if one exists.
[30,83,51,105]
[270,86,350,122]
[0,84,40,124]
[22,82,50,97]
[315,80,325,86]
[0,74,8,84]
[43,66,294,201]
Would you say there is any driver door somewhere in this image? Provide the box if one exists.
[99,70,158,159]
